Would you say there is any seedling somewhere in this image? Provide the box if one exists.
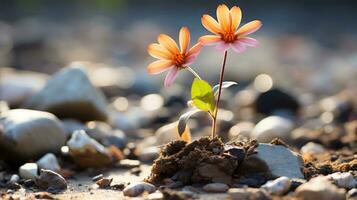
[147,4,262,140]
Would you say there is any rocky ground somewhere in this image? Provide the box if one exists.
[0,61,356,200]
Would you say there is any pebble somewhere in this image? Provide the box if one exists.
[8,174,20,184]
[296,176,346,200]
[328,172,357,189]
[255,88,300,115]
[155,122,184,145]
[67,130,112,168]
[301,142,325,154]
[36,153,60,172]
[19,163,38,180]
[261,176,292,195]
[96,177,113,188]
[251,116,294,142]
[123,182,156,197]
[246,143,304,179]
[117,159,141,168]
[0,109,67,163]
[35,169,67,193]
[228,188,270,200]
[0,67,48,107]
[203,183,229,193]
[138,146,159,162]
[24,63,108,121]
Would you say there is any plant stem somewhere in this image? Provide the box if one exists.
[186,66,202,80]
[212,50,228,137]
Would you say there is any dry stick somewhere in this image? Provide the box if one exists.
[212,50,228,137]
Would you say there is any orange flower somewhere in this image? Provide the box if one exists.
[199,4,262,53]
[147,27,202,87]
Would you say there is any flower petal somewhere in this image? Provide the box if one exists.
[230,42,247,54]
[147,60,173,74]
[179,27,190,54]
[158,34,180,54]
[199,35,222,46]
[217,4,231,32]
[164,67,179,87]
[201,14,222,35]
[230,6,242,31]
[215,41,230,52]
[187,43,202,57]
[147,44,172,60]
[239,37,259,47]
[236,20,262,36]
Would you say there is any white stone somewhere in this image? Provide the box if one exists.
[301,142,325,154]
[67,130,106,153]
[19,163,38,180]
[123,182,156,197]
[0,109,67,162]
[261,176,291,195]
[255,143,304,179]
[36,153,60,172]
[24,63,108,121]
[296,176,346,200]
[8,174,20,184]
[203,183,229,193]
[328,172,357,189]
[251,116,294,142]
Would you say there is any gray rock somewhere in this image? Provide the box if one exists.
[251,116,294,142]
[123,182,156,197]
[0,109,67,162]
[19,163,38,180]
[203,183,229,193]
[8,174,20,184]
[138,146,159,162]
[0,67,48,107]
[261,176,291,195]
[24,63,108,121]
[36,153,60,172]
[35,169,67,193]
[296,176,346,200]
[328,172,357,189]
[253,143,304,179]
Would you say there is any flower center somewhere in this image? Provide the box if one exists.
[173,53,185,67]
[222,31,237,43]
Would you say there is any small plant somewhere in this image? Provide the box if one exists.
[147,4,262,140]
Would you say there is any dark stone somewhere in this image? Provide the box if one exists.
[255,88,300,115]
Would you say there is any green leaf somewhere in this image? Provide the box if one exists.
[213,81,238,96]
[178,109,202,136]
[191,78,215,113]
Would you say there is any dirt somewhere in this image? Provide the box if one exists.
[147,136,259,185]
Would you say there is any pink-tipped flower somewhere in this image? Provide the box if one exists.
[147,27,202,87]
[199,4,262,53]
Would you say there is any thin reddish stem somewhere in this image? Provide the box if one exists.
[212,50,228,137]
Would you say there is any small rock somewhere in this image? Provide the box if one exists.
[296,176,346,200]
[123,182,156,197]
[96,177,113,189]
[348,188,357,199]
[155,122,185,145]
[301,142,325,154]
[36,153,60,172]
[328,172,357,189]
[261,176,291,195]
[139,146,159,162]
[0,67,48,107]
[8,174,20,184]
[251,116,294,142]
[19,163,38,180]
[146,192,164,200]
[0,109,67,163]
[24,63,108,121]
[117,159,141,168]
[255,88,300,115]
[67,130,112,168]
[228,188,270,200]
[249,143,304,179]
[92,174,104,182]
[203,183,229,193]
[35,169,67,193]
